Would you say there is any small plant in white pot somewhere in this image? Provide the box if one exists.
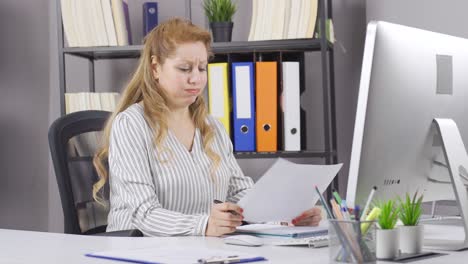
[376,200,400,259]
[398,191,424,254]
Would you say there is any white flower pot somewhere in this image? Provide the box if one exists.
[376,229,399,259]
[399,225,424,254]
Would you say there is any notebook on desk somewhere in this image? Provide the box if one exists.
[270,235,329,248]
[86,246,266,264]
[235,224,328,238]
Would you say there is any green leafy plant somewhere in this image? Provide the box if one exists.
[398,191,424,226]
[376,199,399,230]
[203,0,237,22]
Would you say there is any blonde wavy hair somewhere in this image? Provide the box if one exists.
[92,18,220,204]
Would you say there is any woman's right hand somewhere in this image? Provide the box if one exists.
[205,202,244,237]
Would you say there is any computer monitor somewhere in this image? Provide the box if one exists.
[346,21,468,250]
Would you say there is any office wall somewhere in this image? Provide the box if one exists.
[0,0,50,230]
[367,0,468,39]
[44,0,367,232]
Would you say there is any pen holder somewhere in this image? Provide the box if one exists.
[328,219,377,264]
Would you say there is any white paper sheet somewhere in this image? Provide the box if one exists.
[237,158,342,222]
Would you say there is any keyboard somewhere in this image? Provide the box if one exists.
[271,235,328,248]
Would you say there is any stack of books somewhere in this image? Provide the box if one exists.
[60,0,132,47]
[248,0,318,41]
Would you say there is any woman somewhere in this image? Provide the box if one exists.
[93,18,321,237]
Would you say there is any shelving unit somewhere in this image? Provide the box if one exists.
[55,0,338,183]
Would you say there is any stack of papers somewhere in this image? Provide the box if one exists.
[236,223,328,238]
[86,246,266,264]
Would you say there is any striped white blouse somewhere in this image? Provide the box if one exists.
[106,104,253,236]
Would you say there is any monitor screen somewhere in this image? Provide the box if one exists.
[346,21,468,207]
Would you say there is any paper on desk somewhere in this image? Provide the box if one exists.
[236,223,328,238]
[238,158,342,222]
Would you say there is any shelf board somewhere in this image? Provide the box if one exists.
[212,39,332,54]
[62,39,332,60]
[62,46,143,59]
[234,150,335,159]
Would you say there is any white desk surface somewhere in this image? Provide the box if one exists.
[0,224,467,264]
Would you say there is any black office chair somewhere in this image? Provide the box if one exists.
[48,110,142,237]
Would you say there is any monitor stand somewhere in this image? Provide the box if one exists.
[424,118,468,251]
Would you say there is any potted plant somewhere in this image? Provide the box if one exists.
[376,199,400,259]
[203,0,237,42]
[398,191,424,254]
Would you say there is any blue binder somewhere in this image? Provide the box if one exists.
[143,2,158,36]
[232,62,255,151]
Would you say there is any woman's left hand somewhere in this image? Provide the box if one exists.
[291,207,322,226]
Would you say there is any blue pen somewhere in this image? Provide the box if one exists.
[342,207,350,221]
[354,206,361,222]
[341,200,351,220]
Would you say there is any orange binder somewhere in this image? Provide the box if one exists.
[256,61,277,152]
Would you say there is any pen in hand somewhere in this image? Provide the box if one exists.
[213,199,241,216]
[213,199,248,226]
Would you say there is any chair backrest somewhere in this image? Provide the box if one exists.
[48,110,111,234]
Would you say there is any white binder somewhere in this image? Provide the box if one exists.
[282,62,301,151]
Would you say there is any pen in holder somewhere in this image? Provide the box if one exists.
[328,219,377,264]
